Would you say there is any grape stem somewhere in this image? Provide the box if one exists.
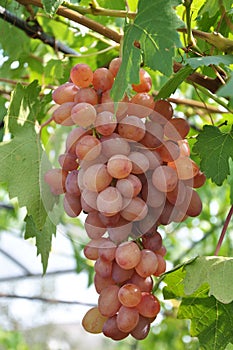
[214,205,233,255]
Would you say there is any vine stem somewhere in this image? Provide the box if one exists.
[214,205,233,255]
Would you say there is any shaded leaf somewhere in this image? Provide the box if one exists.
[111,0,184,100]
[184,256,233,304]
[0,82,49,229]
[193,125,233,185]
[42,0,63,15]
[186,55,233,69]
[25,215,56,274]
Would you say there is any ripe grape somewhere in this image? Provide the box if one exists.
[94,273,115,294]
[109,57,122,77]
[84,211,106,239]
[128,272,153,293]
[128,151,150,174]
[44,168,67,195]
[116,306,139,333]
[118,115,146,141]
[152,165,178,192]
[130,315,151,340]
[101,133,130,158]
[107,154,132,179]
[153,99,173,121]
[111,261,134,284]
[142,232,163,252]
[74,87,98,105]
[65,170,80,195]
[118,283,142,307]
[52,102,76,126]
[96,187,123,216]
[94,258,112,278]
[132,68,152,93]
[164,117,190,140]
[75,135,101,161]
[98,285,121,317]
[93,68,114,92]
[141,178,166,208]
[136,293,160,318]
[63,193,82,217]
[65,127,91,155]
[94,111,117,136]
[168,157,199,180]
[156,140,180,162]
[83,238,106,260]
[115,241,141,270]
[98,240,117,262]
[135,249,158,277]
[82,307,107,334]
[83,163,112,192]
[121,197,148,222]
[52,82,79,104]
[103,315,129,340]
[154,254,166,276]
[58,153,78,171]
[70,63,93,87]
[71,102,97,128]
[80,188,98,212]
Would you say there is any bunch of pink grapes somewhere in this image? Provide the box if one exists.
[44,58,205,340]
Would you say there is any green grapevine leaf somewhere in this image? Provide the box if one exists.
[111,0,184,101]
[179,288,233,350]
[163,265,233,350]
[156,65,194,99]
[42,0,63,15]
[25,215,56,274]
[217,76,233,99]
[193,125,233,185]
[186,55,233,69]
[184,256,233,304]
[0,82,49,230]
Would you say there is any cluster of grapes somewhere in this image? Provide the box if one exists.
[44,58,206,341]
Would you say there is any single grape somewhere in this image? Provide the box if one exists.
[52,82,79,104]
[135,249,158,278]
[132,68,152,93]
[103,315,129,340]
[118,115,146,142]
[75,135,101,161]
[121,197,148,222]
[94,111,117,136]
[80,188,98,212]
[186,189,202,217]
[107,154,132,179]
[116,306,139,333]
[94,258,112,278]
[142,232,163,252]
[128,272,153,293]
[115,241,141,270]
[58,153,78,171]
[96,187,123,217]
[93,68,114,92]
[84,211,107,239]
[164,117,190,140]
[178,139,190,157]
[83,163,112,192]
[52,102,76,126]
[168,157,199,180]
[130,92,155,112]
[94,273,115,294]
[70,63,93,88]
[136,292,160,318]
[152,165,178,192]
[100,133,130,158]
[141,178,166,208]
[128,151,150,174]
[71,102,97,128]
[166,180,187,206]
[82,307,107,334]
[63,193,82,217]
[107,217,133,244]
[65,169,80,195]
[140,121,164,149]
[156,140,180,162]
[153,99,173,121]
[98,212,121,227]
[44,168,67,195]
[130,315,151,340]
[118,283,142,307]
[111,261,134,284]
[98,285,121,317]
[74,87,98,105]
[109,57,122,77]
[153,254,166,276]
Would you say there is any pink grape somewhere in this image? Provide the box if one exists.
[70,63,93,87]
[71,102,97,128]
